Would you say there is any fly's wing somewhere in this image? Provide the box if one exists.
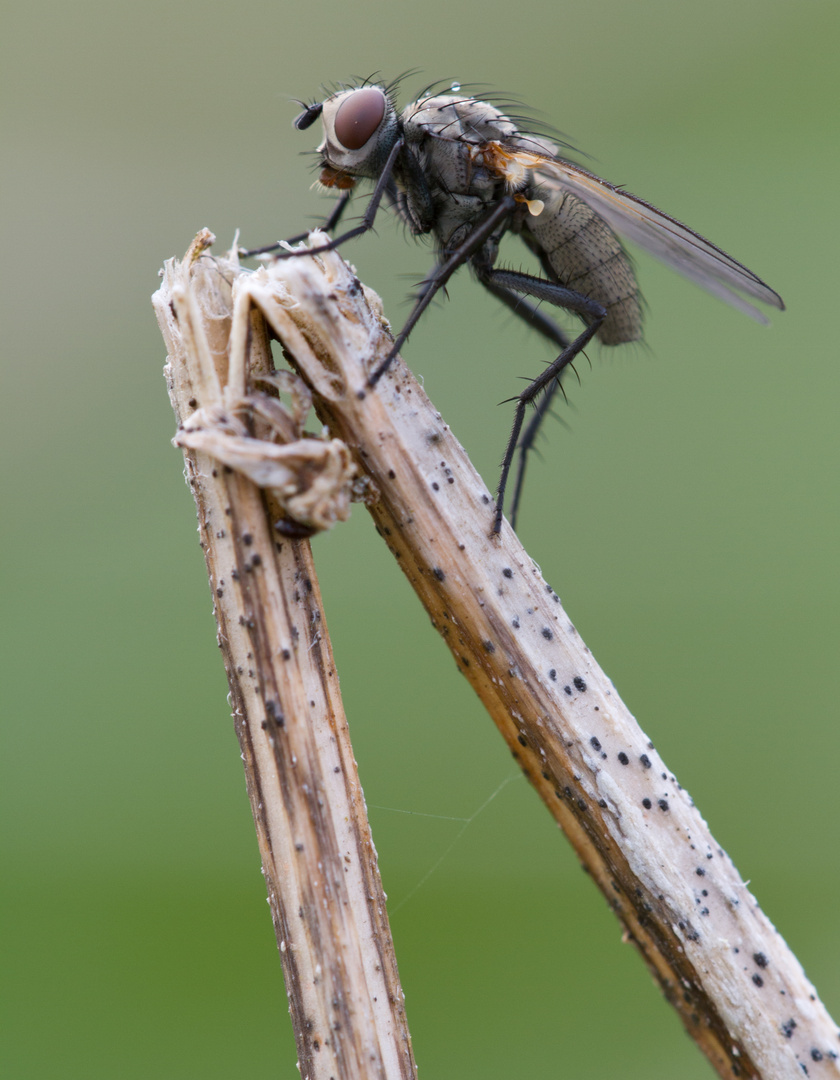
[530,156,784,323]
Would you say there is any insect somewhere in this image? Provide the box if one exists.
[249,78,784,533]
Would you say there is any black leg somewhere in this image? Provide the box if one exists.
[481,278,571,352]
[479,278,573,528]
[287,189,352,241]
[474,266,606,534]
[508,382,565,529]
[241,138,405,262]
[240,192,356,258]
[273,137,406,260]
[366,195,518,388]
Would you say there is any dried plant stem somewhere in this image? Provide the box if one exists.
[233,235,836,1080]
[153,233,417,1080]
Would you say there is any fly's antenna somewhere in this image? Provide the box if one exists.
[293,101,323,131]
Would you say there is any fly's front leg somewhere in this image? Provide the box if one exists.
[241,191,355,258]
[476,267,606,534]
[276,137,405,259]
[242,138,406,262]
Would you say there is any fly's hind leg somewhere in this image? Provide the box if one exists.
[480,278,575,529]
[482,278,571,353]
[474,266,605,534]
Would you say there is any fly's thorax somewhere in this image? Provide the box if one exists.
[402,94,521,147]
[402,95,525,200]
[400,95,523,246]
[317,86,401,180]
[526,181,643,345]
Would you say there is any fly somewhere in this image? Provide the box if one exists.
[245,78,784,534]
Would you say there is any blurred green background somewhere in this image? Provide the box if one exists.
[2,0,838,1076]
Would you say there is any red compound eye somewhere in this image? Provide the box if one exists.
[333,88,386,150]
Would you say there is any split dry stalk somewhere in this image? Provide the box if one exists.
[153,232,416,1080]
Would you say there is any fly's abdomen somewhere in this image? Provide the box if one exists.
[527,186,642,345]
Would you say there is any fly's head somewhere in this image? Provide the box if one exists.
[294,86,401,189]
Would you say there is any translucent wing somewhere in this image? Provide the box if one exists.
[528,154,785,323]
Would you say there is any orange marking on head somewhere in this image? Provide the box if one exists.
[319,166,357,191]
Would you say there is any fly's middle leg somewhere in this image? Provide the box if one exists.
[474,266,605,534]
[365,196,518,389]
